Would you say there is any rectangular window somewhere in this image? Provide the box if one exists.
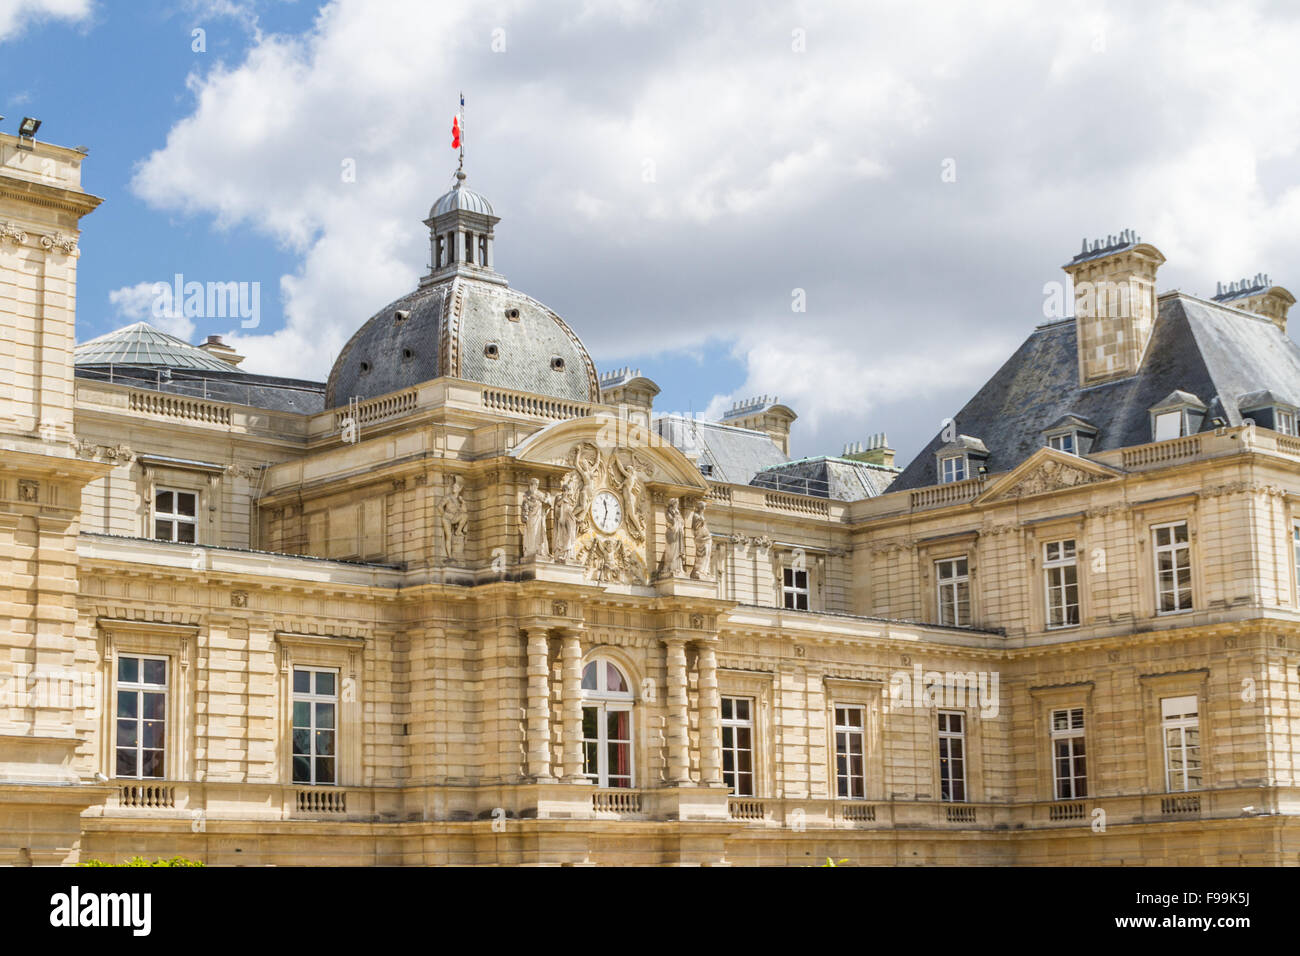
[1153,410,1183,441]
[1051,708,1087,799]
[938,711,966,802]
[935,556,970,627]
[1277,408,1297,436]
[1153,521,1193,614]
[1047,432,1076,454]
[1043,539,1080,629]
[940,455,966,483]
[115,655,167,779]
[833,705,866,799]
[292,667,338,785]
[153,488,197,543]
[1293,522,1300,605]
[782,566,810,610]
[720,697,755,796]
[1162,695,1201,792]
[582,704,632,788]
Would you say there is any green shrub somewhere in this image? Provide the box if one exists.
[79,856,204,867]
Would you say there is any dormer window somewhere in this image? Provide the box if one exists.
[934,435,989,484]
[1238,390,1299,436]
[941,455,967,483]
[1148,391,1207,442]
[1043,415,1098,456]
[1047,432,1076,454]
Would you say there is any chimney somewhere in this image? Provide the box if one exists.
[1211,274,1296,334]
[843,432,895,467]
[597,366,659,429]
[1062,229,1165,386]
[197,334,245,366]
[721,395,797,456]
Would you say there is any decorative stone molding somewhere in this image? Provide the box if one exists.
[231,591,249,608]
[0,221,27,244]
[226,463,258,480]
[990,458,1108,500]
[18,479,39,503]
[38,231,77,254]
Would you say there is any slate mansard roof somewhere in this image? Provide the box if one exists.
[890,293,1300,491]
[653,415,789,485]
[754,456,898,500]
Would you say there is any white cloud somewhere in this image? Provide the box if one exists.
[0,0,91,42]
[123,0,1300,461]
[108,281,196,341]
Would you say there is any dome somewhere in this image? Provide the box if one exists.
[75,322,241,373]
[325,275,599,408]
[429,172,494,219]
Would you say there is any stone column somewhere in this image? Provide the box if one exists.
[664,638,691,785]
[560,630,585,782]
[524,628,553,781]
[696,641,723,786]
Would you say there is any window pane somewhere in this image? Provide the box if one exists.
[116,749,137,777]
[177,493,196,517]
[142,658,166,685]
[293,755,311,783]
[293,700,310,727]
[142,692,165,720]
[178,523,196,544]
[141,749,164,778]
[315,671,336,697]
[155,491,172,512]
[606,663,627,693]
[581,663,598,690]
[118,657,139,684]
[116,718,138,748]
[293,670,310,694]
[315,702,335,730]
[315,757,335,784]
[142,720,165,749]
[293,728,311,756]
[117,690,138,719]
[316,729,335,758]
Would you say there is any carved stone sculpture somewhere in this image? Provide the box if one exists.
[552,470,580,563]
[440,474,469,563]
[520,477,551,560]
[657,497,685,577]
[690,498,713,580]
[610,447,648,540]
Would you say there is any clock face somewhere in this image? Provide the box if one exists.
[591,491,623,534]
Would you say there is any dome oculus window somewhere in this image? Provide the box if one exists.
[484,343,500,359]
[359,360,372,374]
[550,356,566,371]
[394,309,410,323]
[402,348,414,362]
[506,308,521,321]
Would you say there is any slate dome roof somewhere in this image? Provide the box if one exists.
[325,277,599,408]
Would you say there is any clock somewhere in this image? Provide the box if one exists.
[591,491,623,534]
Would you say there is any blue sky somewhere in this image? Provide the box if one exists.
[5,0,1300,465]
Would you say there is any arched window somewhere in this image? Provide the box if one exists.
[581,660,634,788]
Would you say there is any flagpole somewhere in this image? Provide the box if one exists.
[458,91,465,173]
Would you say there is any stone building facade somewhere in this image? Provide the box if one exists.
[4,131,1300,865]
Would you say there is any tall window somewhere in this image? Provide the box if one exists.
[721,697,755,796]
[833,705,866,799]
[116,655,166,779]
[935,556,970,627]
[1293,522,1300,605]
[581,660,633,788]
[1051,708,1087,799]
[292,668,337,785]
[1277,408,1298,436]
[1044,539,1080,629]
[938,711,966,802]
[153,489,197,543]
[1153,410,1183,441]
[940,455,967,483]
[1162,695,1201,792]
[1153,521,1193,614]
[782,566,810,610]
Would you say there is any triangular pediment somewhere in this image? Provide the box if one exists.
[975,447,1120,504]
[509,414,710,493]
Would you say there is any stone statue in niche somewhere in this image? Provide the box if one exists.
[551,470,580,563]
[439,474,469,564]
[657,497,685,577]
[690,498,713,580]
[520,477,552,560]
